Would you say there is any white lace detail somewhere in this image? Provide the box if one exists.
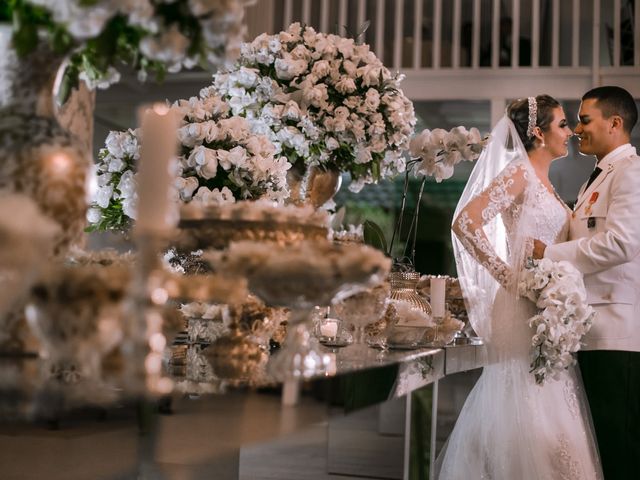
[453,158,571,291]
[455,210,511,287]
[453,161,527,288]
[563,378,579,418]
[553,434,581,480]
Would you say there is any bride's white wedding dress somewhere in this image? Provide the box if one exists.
[438,158,603,479]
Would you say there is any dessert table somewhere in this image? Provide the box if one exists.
[0,341,485,480]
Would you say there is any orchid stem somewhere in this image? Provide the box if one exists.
[388,169,410,258]
[409,177,427,266]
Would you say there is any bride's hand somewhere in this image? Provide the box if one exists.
[532,239,547,259]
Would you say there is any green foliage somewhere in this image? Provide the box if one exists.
[363,220,387,253]
[84,198,130,233]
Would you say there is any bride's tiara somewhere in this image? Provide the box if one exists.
[526,96,537,137]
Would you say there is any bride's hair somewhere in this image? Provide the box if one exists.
[507,94,560,151]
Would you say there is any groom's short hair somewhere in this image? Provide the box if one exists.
[582,86,638,135]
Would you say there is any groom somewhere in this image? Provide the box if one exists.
[533,86,639,479]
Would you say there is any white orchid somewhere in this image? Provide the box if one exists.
[409,126,488,183]
[518,257,595,385]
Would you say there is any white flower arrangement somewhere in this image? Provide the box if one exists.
[16,0,252,96]
[409,126,487,182]
[211,22,416,192]
[381,125,487,266]
[518,257,595,385]
[88,91,291,231]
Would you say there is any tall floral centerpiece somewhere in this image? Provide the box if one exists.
[88,90,290,231]
[0,0,253,253]
[211,22,416,197]
[9,0,252,95]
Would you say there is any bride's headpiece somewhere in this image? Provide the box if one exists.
[526,96,537,137]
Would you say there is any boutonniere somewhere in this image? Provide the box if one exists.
[584,191,599,215]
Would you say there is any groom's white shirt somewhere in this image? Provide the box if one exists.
[545,143,640,351]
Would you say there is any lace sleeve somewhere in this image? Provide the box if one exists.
[452,161,529,288]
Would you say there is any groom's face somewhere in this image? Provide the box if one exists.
[575,98,611,160]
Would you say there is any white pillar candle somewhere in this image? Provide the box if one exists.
[430,276,447,318]
[135,103,178,235]
[320,319,339,338]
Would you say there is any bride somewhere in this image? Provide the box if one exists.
[437,95,602,479]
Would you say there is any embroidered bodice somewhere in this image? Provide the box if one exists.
[453,158,570,288]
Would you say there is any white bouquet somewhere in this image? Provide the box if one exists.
[87,90,290,231]
[211,22,416,192]
[409,126,488,182]
[518,257,595,385]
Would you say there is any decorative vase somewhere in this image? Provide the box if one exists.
[286,163,342,209]
[388,270,433,315]
[0,26,90,257]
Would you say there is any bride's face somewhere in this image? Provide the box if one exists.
[542,107,573,159]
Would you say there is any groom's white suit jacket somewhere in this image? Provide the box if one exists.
[545,143,640,352]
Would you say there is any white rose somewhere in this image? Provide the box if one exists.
[325,137,339,151]
[342,60,357,76]
[302,28,318,47]
[364,89,381,110]
[190,146,219,178]
[357,64,382,86]
[303,83,329,108]
[316,36,338,57]
[335,77,356,94]
[334,106,350,121]
[291,44,311,61]
[122,197,137,220]
[86,207,102,224]
[268,37,282,53]
[369,136,387,153]
[282,100,302,121]
[96,185,114,208]
[117,170,137,199]
[335,37,355,57]
[96,172,112,187]
[288,22,303,37]
[275,57,308,80]
[107,156,126,173]
[231,68,256,88]
[311,60,331,77]
[175,176,200,201]
[140,25,189,64]
[355,145,372,164]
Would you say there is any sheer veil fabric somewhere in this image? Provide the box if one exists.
[435,116,602,479]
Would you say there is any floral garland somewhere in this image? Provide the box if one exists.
[87,90,290,231]
[6,0,251,98]
[518,257,595,385]
[211,22,416,192]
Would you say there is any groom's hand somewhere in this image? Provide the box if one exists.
[533,239,547,259]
